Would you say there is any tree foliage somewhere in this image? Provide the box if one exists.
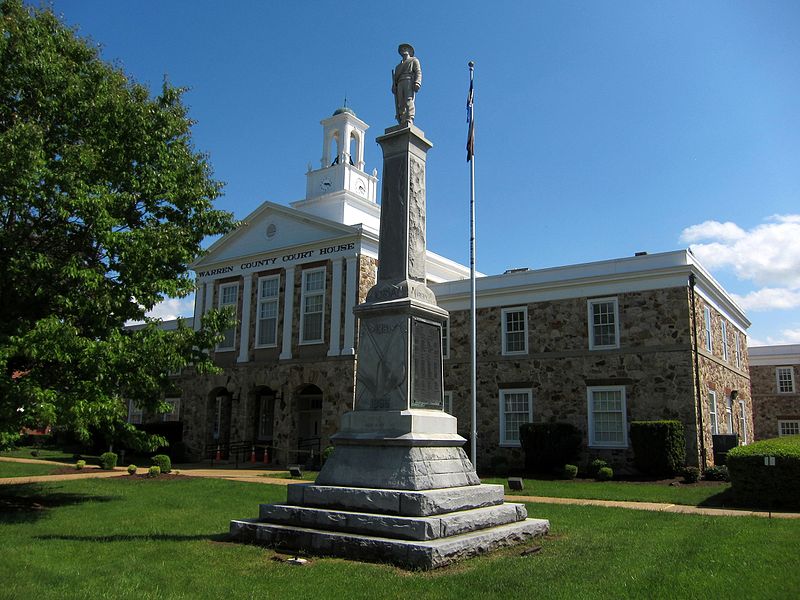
[0,0,234,447]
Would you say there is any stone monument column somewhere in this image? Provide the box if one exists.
[315,124,477,490]
[230,48,548,568]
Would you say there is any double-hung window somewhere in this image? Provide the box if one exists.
[217,283,238,351]
[162,398,181,423]
[501,307,528,355]
[734,331,742,368]
[499,388,532,446]
[738,400,749,443]
[256,275,280,347]
[588,297,620,350]
[779,420,800,437]
[776,367,795,394]
[708,390,719,435]
[300,268,326,344]
[725,395,734,432]
[128,399,143,425]
[720,322,729,362]
[587,386,628,447]
[703,307,713,353]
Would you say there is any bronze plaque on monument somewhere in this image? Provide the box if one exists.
[410,318,443,409]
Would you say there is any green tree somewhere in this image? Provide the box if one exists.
[0,0,234,448]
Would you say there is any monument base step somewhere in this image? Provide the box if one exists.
[229,517,549,570]
[286,482,505,516]
[258,502,527,541]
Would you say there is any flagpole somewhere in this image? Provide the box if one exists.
[467,61,477,470]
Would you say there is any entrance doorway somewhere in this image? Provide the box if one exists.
[296,384,323,463]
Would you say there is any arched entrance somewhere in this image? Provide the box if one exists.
[296,384,323,464]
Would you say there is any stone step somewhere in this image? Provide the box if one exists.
[229,516,550,570]
[258,502,527,541]
[286,483,505,517]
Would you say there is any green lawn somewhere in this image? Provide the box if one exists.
[0,460,63,478]
[0,477,797,599]
[0,445,93,464]
[482,476,733,507]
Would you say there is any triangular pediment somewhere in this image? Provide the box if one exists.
[192,201,359,269]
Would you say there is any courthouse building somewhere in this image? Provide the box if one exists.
[157,108,753,471]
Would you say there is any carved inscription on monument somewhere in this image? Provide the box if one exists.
[354,315,408,411]
[407,155,426,281]
[410,318,443,409]
[377,155,408,283]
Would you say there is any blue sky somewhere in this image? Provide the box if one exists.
[49,0,800,346]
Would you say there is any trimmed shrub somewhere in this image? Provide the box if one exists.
[681,466,700,483]
[630,420,685,476]
[704,465,729,482]
[148,465,161,477]
[727,435,800,510]
[589,459,608,478]
[596,466,614,481]
[127,464,138,475]
[519,423,581,474]
[151,454,172,474]
[321,446,334,466]
[99,452,117,470]
[562,464,578,480]
[75,460,86,470]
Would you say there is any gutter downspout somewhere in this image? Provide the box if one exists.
[689,273,707,470]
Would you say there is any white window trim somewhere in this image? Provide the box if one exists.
[499,388,533,447]
[721,322,729,362]
[216,282,239,351]
[501,306,528,356]
[725,395,734,433]
[703,306,713,353]
[708,390,719,435]
[442,317,450,360]
[776,367,796,394]
[443,390,453,415]
[587,385,628,448]
[778,419,800,437]
[254,275,281,349]
[299,267,326,345]
[738,399,749,444]
[587,297,620,351]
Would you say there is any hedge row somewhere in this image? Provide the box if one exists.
[629,420,685,476]
[727,435,800,510]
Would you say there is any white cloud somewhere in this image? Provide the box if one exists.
[680,220,745,244]
[764,328,800,345]
[145,295,195,321]
[732,288,800,311]
[680,214,800,288]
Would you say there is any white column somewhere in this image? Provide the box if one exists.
[342,256,358,355]
[279,266,296,360]
[327,259,344,356]
[237,275,253,363]
[193,283,205,331]
[204,282,214,317]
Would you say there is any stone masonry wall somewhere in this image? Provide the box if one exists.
[750,364,800,440]
[443,287,701,472]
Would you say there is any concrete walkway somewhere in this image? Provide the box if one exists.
[2,457,798,519]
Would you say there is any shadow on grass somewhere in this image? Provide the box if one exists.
[0,484,117,525]
[34,532,229,543]
[697,487,737,508]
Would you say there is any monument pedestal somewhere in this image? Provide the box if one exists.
[230,124,549,569]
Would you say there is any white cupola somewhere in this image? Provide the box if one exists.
[293,107,380,230]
